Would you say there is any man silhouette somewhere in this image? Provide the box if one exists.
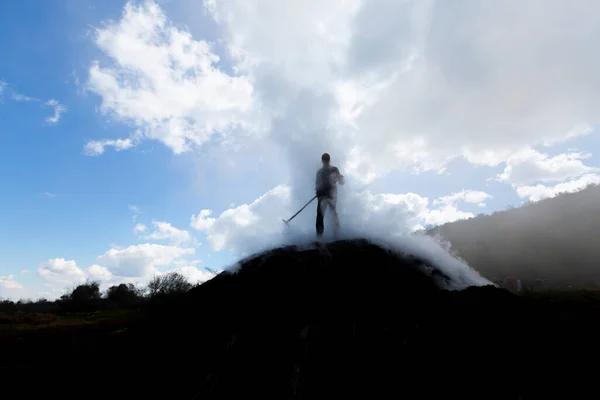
[315,153,344,238]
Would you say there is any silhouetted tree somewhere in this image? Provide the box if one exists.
[106,283,141,308]
[147,272,192,297]
[71,281,101,302]
[60,281,102,312]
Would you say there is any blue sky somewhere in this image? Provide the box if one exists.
[1,0,600,299]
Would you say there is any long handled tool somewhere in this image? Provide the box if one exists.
[282,195,317,225]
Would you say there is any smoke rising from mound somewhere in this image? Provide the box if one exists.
[198,15,490,289]
[224,213,491,290]
[198,72,489,289]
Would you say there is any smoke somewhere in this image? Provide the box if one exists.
[198,1,493,289]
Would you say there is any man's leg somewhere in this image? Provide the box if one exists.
[316,197,325,238]
[329,198,340,238]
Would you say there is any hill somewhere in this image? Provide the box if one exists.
[5,238,600,398]
[426,184,600,288]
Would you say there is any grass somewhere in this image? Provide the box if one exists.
[517,289,600,306]
[3,289,600,334]
[0,308,143,334]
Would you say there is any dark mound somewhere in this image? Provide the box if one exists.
[10,239,600,398]
[143,239,524,398]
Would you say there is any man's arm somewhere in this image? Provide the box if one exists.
[315,170,321,195]
[333,167,345,185]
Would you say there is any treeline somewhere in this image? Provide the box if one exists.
[426,183,600,288]
[0,272,197,314]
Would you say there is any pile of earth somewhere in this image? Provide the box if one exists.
[144,238,524,398]
[15,239,600,398]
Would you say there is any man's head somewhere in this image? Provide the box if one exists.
[321,153,330,165]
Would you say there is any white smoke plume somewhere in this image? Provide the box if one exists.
[198,1,492,289]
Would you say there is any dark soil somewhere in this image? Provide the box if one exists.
[1,239,598,398]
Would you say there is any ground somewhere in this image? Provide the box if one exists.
[1,239,598,398]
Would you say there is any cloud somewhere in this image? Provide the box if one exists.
[143,221,194,245]
[0,274,27,300]
[86,1,262,155]
[43,192,57,199]
[45,99,67,124]
[96,243,195,278]
[425,204,474,226]
[21,269,30,275]
[38,258,87,286]
[515,174,600,202]
[134,223,147,233]
[191,185,292,253]
[190,209,216,231]
[36,242,195,292]
[164,265,217,284]
[498,149,597,186]
[433,190,492,208]
[12,92,39,102]
[86,264,113,282]
[83,138,136,155]
[0,275,23,290]
[15,93,38,102]
[129,204,142,222]
[0,80,6,99]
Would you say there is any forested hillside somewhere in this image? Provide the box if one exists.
[426,184,600,289]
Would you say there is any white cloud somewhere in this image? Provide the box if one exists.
[498,148,597,186]
[143,220,194,245]
[0,274,28,300]
[134,223,147,233]
[190,209,216,231]
[84,138,136,156]
[12,92,39,102]
[433,190,492,208]
[0,80,6,99]
[425,204,474,226]
[43,192,57,199]
[0,274,23,290]
[165,266,217,284]
[38,258,87,286]
[515,174,600,202]
[96,243,195,278]
[21,269,30,275]
[86,264,113,282]
[45,99,67,124]
[191,185,291,253]
[129,204,143,222]
[33,242,198,295]
[87,1,261,155]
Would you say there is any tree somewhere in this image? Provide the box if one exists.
[106,283,141,308]
[70,281,101,303]
[147,272,192,297]
[60,281,102,312]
